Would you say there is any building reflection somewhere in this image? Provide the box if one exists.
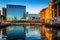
[40,25,60,40]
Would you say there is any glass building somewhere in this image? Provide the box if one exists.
[7,4,26,21]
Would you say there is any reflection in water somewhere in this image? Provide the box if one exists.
[0,25,60,40]
[6,25,25,40]
[26,26,41,40]
[40,25,60,40]
[6,25,41,40]
[41,25,53,40]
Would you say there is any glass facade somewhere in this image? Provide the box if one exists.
[7,5,26,20]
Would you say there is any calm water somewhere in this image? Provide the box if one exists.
[0,25,60,40]
[6,25,41,40]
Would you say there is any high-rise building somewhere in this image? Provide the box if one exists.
[2,8,6,22]
[7,4,26,21]
[2,8,6,17]
[26,12,29,20]
[0,10,1,15]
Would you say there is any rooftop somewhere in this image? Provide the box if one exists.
[7,4,26,7]
[40,8,47,12]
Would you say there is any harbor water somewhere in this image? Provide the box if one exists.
[0,25,60,40]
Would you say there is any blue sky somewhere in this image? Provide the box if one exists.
[0,0,50,14]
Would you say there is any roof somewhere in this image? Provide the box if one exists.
[29,14,40,17]
[40,8,47,12]
[7,4,26,7]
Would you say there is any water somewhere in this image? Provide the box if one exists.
[26,26,41,40]
[6,25,41,40]
[6,25,25,40]
[40,25,60,40]
[0,25,60,40]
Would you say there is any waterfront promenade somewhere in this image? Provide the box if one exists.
[0,23,11,28]
[0,22,43,29]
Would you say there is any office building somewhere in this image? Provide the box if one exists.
[7,4,26,21]
[2,8,6,22]
[0,10,1,15]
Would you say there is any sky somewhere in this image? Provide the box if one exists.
[0,0,50,14]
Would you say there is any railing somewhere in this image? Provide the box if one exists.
[11,21,41,23]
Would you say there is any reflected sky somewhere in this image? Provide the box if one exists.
[1,25,60,40]
[6,25,41,40]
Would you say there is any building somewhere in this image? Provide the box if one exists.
[40,8,47,23]
[45,2,53,23]
[7,4,26,21]
[26,12,29,20]
[0,15,4,22]
[2,8,6,22]
[0,10,1,22]
[2,8,6,17]
[0,8,7,22]
[49,0,60,23]
[52,0,58,17]
[0,10,1,15]
[29,14,40,22]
